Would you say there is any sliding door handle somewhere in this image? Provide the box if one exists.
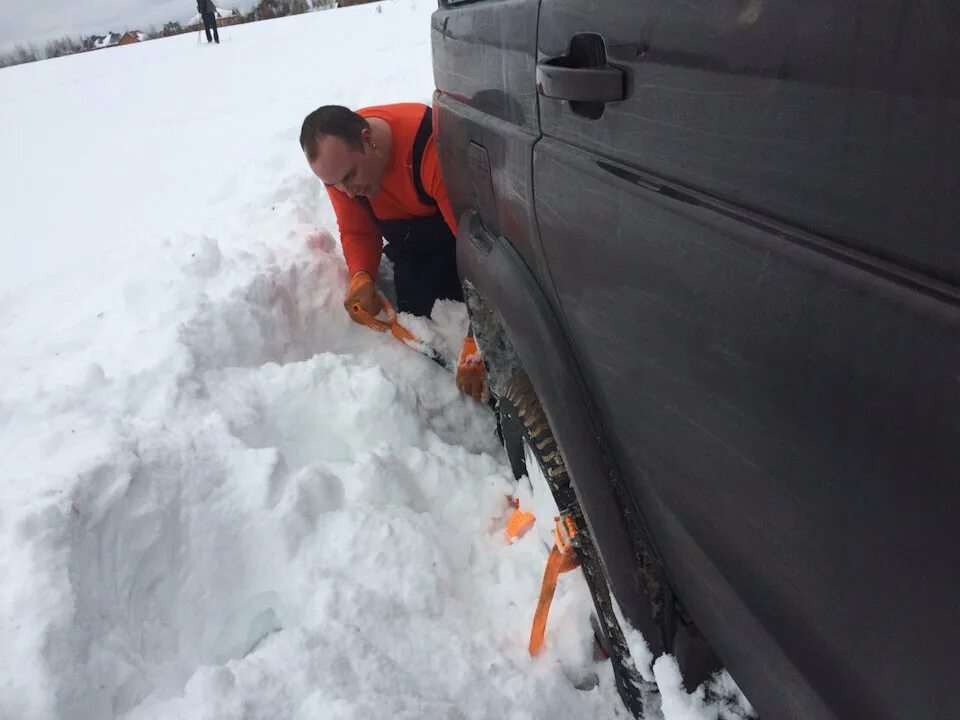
[536,62,625,103]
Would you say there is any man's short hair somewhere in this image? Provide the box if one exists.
[300,105,370,162]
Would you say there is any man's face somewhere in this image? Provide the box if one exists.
[309,132,384,198]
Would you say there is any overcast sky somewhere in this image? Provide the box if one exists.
[0,1,258,55]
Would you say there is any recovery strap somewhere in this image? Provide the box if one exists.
[529,514,581,656]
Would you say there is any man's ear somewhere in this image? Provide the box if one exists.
[360,128,373,150]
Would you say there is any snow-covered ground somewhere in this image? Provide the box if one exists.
[0,2,752,719]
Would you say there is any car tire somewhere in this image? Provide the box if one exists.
[497,371,656,718]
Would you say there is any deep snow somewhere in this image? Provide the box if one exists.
[0,2,752,718]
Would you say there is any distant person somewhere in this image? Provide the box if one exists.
[299,103,487,402]
[197,0,220,44]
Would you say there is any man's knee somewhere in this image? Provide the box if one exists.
[394,261,463,317]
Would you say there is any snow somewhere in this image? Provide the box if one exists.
[0,2,753,719]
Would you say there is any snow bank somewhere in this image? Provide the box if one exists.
[0,2,752,718]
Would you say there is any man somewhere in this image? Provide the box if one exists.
[299,103,485,402]
[197,0,219,44]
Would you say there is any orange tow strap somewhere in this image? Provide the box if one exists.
[529,515,580,656]
[348,284,448,369]
[350,293,419,344]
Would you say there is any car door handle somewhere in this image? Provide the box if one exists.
[536,61,625,103]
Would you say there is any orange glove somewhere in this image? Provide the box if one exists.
[344,271,383,324]
[456,335,486,403]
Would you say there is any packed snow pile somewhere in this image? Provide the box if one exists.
[0,2,752,719]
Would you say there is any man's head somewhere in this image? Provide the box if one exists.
[300,105,387,198]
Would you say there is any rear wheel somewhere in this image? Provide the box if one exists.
[497,370,743,717]
[498,373,656,718]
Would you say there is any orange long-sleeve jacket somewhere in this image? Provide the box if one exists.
[325,103,458,278]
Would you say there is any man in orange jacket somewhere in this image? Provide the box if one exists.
[300,102,485,401]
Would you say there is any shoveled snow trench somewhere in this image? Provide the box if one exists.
[0,2,752,718]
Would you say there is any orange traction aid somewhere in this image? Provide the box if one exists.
[529,515,581,656]
[505,508,536,542]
